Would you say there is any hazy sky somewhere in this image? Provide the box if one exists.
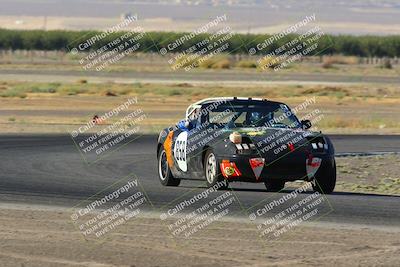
[0,0,398,35]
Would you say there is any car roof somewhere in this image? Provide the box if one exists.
[185,97,284,118]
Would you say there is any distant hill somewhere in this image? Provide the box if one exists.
[0,0,399,35]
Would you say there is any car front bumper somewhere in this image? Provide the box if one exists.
[216,152,335,182]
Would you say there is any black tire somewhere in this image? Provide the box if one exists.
[264,180,285,192]
[158,147,180,186]
[203,149,228,189]
[313,159,336,194]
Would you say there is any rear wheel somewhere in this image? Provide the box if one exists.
[264,180,285,192]
[204,149,228,189]
[158,148,180,186]
[313,160,336,194]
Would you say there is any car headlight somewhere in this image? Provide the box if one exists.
[229,132,242,144]
[308,136,329,151]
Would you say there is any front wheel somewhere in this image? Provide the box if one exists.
[312,160,336,194]
[204,149,228,189]
[158,147,180,186]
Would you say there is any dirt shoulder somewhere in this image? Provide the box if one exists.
[0,204,399,267]
[1,83,400,134]
[335,154,400,195]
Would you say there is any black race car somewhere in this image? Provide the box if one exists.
[157,97,336,194]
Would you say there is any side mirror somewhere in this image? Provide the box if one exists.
[301,120,312,129]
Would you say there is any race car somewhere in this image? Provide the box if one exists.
[157,97,336,194]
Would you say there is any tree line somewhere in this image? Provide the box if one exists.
[0,29,399,57]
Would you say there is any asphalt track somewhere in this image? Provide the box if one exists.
[0,134,399,228]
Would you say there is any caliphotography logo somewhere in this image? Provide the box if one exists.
[70,96,148,164]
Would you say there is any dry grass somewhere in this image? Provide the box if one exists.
[322,55,359,65]
[235,60,257,68]
[2,81,400,99]
[1,53,398,77]
[1,81,400,134]
[257,56,281,70]
[199,55,231,69]
[170,54,232,70]
[336,155,400,195]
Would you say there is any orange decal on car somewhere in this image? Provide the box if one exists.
[164,131,174,168]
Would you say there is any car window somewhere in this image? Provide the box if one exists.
[272,109,298,127]
[202,103,301,129]
[208,111,235,124]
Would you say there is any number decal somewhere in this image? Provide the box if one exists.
[173,132,188,172]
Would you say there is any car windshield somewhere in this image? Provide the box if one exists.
[205,102,302,129]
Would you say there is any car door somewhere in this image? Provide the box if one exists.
[185,108,208,179]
